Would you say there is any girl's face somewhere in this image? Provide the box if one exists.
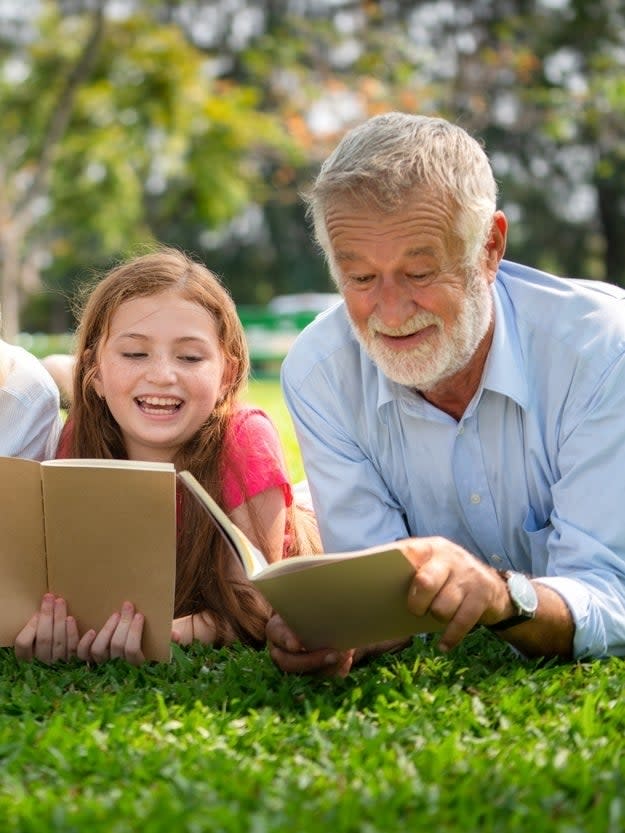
[92,290,229,462]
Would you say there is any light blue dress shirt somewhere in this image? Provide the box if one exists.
[0,343,61,460]
[281,260,625,659]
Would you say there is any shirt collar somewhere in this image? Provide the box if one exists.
[374,274,529,413]
[481,278,529,410]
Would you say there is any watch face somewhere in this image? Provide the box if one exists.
[508,572,538,615]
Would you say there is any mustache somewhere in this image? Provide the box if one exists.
[367,312,442,337]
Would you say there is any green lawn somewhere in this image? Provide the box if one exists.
[1,635,624,832]
[2,379,625,831]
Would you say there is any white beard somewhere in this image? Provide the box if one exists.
[348,273,493,391]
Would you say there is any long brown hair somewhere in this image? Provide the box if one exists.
[69,247,318,645]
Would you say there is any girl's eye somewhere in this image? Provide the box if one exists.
[122,352,147,359]
[179,355,203,363]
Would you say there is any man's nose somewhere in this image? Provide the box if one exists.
[376,278,416,328]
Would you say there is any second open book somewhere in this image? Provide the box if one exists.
[178,471,443,650]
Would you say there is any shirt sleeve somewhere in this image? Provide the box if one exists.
[533,352,625,659]
[281,359,410,553]
[0,389,61,461]
[221,408,293,512]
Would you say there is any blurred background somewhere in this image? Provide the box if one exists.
[1,0,625,369]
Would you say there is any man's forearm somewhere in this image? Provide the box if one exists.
[493,583,575,659]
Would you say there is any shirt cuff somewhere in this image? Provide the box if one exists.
[534,576,608,659]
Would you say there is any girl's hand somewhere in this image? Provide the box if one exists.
[171,611,220,646]
[79,601,146,666]
[14,594,84,663]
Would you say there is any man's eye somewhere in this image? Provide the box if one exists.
[351,274,375,285]
[407,271,437,285]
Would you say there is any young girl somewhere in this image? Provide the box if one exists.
[14,248,319,664]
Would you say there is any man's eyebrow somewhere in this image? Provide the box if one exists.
[405,246,435,258]
[334,250,359,263]
[334,246,435,262]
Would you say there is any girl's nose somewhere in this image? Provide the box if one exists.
[145,357,177,385]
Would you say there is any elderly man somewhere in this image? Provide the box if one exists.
[268,111,625,676]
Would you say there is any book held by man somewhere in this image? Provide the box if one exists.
[0,457,177,661]
[178,470,443,651]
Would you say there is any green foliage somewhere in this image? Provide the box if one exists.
[1,634,624,832]
[2,1,300,330]
[7,0,625,335]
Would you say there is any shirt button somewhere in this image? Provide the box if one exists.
[492,553,503,564]
[470,493,481,504]
[457,425,465,435]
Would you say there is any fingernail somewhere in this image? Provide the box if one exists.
[323,653,338,666]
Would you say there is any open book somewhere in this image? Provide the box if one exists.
[0,457,176,661]
[178,471,443,651]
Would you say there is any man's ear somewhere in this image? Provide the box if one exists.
[484,211,508,284]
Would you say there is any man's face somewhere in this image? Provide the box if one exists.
[326,195,495,393]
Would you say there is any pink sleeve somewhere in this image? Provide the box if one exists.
[221,407,293,512]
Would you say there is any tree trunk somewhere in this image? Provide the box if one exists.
[596,169,625,287]
[0,228,23,343]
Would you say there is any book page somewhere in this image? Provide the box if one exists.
[46,458,175,471]
[254,546,443,650]
[0,457,47,645]
[177,471,268,577]
[42,462,177,662]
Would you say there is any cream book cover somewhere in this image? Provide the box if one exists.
[178,470,443,651]
[0,457,177,661]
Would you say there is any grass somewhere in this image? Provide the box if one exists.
[2,378,625,831]
[1,635,624,832]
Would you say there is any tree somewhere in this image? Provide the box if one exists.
[0,0,299,338]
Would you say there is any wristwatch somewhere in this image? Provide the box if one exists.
[488,570,538,631]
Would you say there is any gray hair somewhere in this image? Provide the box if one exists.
[303,112,498,276]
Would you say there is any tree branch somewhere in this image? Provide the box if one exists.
[16,0,107,215]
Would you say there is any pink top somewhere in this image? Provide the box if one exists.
[220,407,292,510]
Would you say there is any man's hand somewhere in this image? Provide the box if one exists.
[266,614,413,677]
[266,614,357,677]
[403,536,513,651]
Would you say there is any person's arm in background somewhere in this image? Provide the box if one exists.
[0,343,61,461]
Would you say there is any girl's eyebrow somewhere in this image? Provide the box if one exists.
[112,332,211,344]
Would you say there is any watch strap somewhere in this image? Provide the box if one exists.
[487,614,533,631]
